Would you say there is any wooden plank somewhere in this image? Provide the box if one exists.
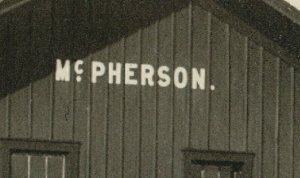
[247,41,263,178]
[31,0,52,140]
[294,71,300,178]
[190,3,210,149]
[262,51,279,178]
[106,41,124,178]
[0,15,8,138]
[30,155,46,178]
[209,16,230,150]
[229,29,247,151]
[220,166,231,178]
[173,5,190,178]
[156,11,174,178]
[47,156,64,178]
[278,62,293,178]
[140,23,157,178]
[72,0,90,177]
[123,30,141,178]
[9,5,31,139]
[52,0,73,141]
[11,154,28,178]
[90,48,108,178]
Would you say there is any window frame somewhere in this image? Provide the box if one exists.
[183,149,255,178]
[0,138,80,178]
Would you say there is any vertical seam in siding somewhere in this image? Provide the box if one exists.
[28,155,31,178]
[138,29,142,178]
[6,95,10,138]
[155,19,159,178]
[87,55,91,178]
[28,5,33,139]
[291,67,296,178]
[245,37,249,152]
[50,73,54,140]
[45,156,48,178]
[105,47,110,178]
[274,58,280,178]
[207,11,212,150]
[260,46,264,177]
[226,24,230,151]
[28,83,33,139]
[71,68,75,141]
[171,9,175,178]
[50,0,55,141]
[121,37,125,178]
[188,0,193,148]
[291,67,295,178]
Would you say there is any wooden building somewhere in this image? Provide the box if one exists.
[1,0,300,177]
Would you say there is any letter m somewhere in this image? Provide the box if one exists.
[55,59,71,81]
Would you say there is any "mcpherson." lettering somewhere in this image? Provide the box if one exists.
[55,59,215,90]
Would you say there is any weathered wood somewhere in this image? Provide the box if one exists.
[190,3,210,150]
[11,154,28,178]
[293,71,300,178]
[123,30,141,178]
[247,41,263,178]
[9,5,31,139]
[278,62,293,178]
[47,156,64,178]
[262,51,279,178]
[30,155,46,178]
[173,4,190,178]
[140,22,157,178]
[209,16,230,150]
[31,0,52,140]
[229,29,247,151]
[106,40,124,178]
[52,0,73,141]
[90,48,108,178]
[156,10,174,178]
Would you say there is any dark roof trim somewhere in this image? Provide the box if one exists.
[0,0,31,16]
[208,0,300,63]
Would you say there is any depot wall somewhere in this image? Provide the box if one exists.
[0,0,300,177]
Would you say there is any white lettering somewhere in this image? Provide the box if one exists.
[174,67,188,89]
[109,62,122,84]
[192,68,205,90]
[91,61,105,83]
[55,59,70,81]
[125,63,138,85]
[157,66,171,87]
[141,64,155,86]
[74,60,84,74]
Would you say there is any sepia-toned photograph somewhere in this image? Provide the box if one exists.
[1,0,300,177]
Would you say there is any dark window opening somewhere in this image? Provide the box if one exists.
[0,139,80,178]
[183,149,254,178]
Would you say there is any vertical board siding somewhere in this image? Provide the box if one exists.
[278,62,294,178]
[52,0,73,141]
[140,23,157,178]
[262,52,279,178]
[123,30,141,178]
[247,42,263,178]
[293,71,300,178]
[106,40,124,178]
[31,0,52,140]
[229,29,247,152]
[0,15,8,138]
[209,15,230,151]
[190,3,210,150]
[90,49,108,178]
[173,4,190,178]
[11,154,28,178]
[156,12,174,178]
[30,156,46,177]
[1,2,300,178]
[8,5,31,139]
